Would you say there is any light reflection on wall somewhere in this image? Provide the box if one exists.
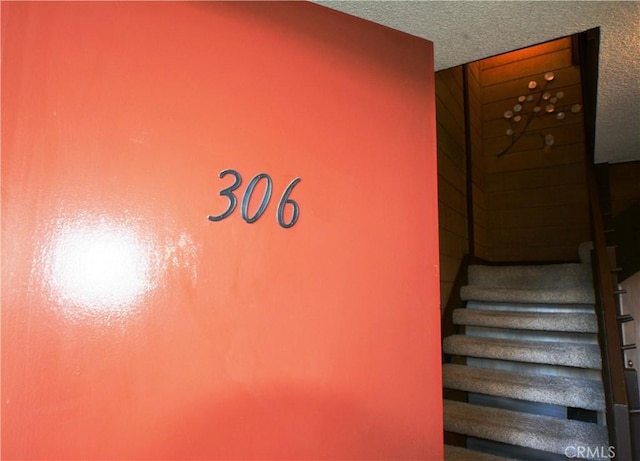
[47,216,156,318]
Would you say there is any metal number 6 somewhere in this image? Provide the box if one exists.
[277,177,301,228]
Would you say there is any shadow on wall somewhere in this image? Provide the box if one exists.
[612,201,640,282]
[149,385,427,460]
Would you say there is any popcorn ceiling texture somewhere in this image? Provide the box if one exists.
[317,1,640,165]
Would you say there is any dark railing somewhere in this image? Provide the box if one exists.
[587,164,633,460]
[578,26,634,460]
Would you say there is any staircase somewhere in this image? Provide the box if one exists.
[443,262,611,460]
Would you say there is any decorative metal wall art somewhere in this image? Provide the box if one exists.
[497,72,582,158]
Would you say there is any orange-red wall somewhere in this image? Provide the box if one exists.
[2,2,441,459]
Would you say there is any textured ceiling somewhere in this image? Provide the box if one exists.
[316,1,640,164]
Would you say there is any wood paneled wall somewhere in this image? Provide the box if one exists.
[436,66,467,310]
[467,61,488,260]
[610,161,640,216]
[478,37,590,262]
[609,160,640,282]
[435,36,601,309]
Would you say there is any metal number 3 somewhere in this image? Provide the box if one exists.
[207,169,242,222]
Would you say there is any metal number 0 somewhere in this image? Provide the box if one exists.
[207,169,242,222]
[241,173,273,223]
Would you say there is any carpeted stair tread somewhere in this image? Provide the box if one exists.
[443,363,605,410]
[444,400,609,457]
[462,263,595,304]
[452,308,598,333]
[467,263,593,290]
[444,444,518,461]
[466,300,596,313]
[460,285,594,305]
[443,335,602,369]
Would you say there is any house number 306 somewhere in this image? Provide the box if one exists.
[208,169,301,229]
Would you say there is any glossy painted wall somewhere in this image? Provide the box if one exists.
[1,2,441,459]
